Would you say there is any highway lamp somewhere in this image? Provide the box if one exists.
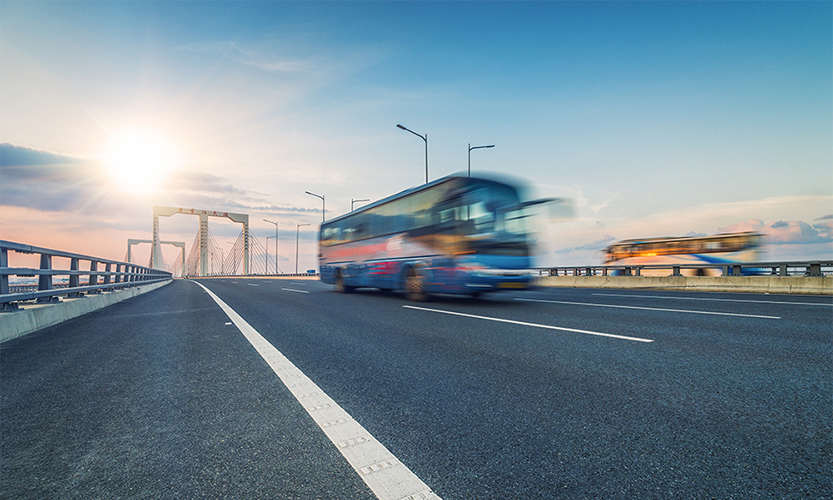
[296,223,310,274]
[352,198,370,211]
[397,124,428,184]
[468,143,495,177]
[305,191,325,222]
[266,236,276,274]
[263,219,280,274]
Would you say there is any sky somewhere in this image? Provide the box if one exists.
[1,1,831,272]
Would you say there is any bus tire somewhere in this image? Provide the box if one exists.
[335,271,355,294]
[404,268,430,302]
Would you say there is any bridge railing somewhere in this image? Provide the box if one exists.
[537,260,832,278]
[1,240,172,310]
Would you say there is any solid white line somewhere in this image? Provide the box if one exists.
[592,292,833,307]
[193,282,440,500]
[516,298,781,319]
[403,305,654,343]
[282,288,310,294]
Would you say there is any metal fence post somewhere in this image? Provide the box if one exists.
[809,263,822,277]
[69,258,80,289]
[36,253,58,303]
[0,248,8,295]
[104,262,112,287]
[88,260,100,293]
[68,257,83,298]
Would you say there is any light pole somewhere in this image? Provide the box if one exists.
[296,223,310,274]
[263,219,280,274]
[352,198,370,211]
[397,124,428,184]
[305,191,325,222]
[266,236,276,274]
[468,143,495,177]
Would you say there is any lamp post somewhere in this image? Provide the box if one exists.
[397,124,428,184]
[263,219,280,274]
[468,143,495,177]
[296,223,310,274]
[266,236,276,274]
[305,191,325,222]
[352,198,370,211]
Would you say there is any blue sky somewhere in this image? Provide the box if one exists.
[1,1,831,269]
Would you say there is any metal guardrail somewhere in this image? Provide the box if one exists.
[537,261,832,278]
[1,240,172,311]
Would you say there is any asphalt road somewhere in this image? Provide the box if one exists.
[2,279,831,499]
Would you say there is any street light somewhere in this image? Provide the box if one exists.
[397,124,428,184]
[468,143,495,177]
[352,198,370,211]
[263,219,280,274]
[266,236,276,274]
[296,223,310,274]
[305,191,325,222]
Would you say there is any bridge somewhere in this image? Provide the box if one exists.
[1,241,831,499]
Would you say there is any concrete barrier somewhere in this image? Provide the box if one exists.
[0,279,172,343]
[535,275,832,295]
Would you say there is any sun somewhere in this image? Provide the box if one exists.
[102,130,176,192]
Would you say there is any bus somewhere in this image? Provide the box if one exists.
[318,174,548,300]
[602,232,764,276]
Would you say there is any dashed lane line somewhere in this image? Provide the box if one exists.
[194,281,440,500]
[515,297,781,319]
[282,288,310,294]
[592,292,833,307]
[403,305,654,343]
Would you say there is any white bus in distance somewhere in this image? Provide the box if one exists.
[602,232,764,276]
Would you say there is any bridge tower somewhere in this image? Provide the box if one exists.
[128,239,185,275]
[151,206,249,276]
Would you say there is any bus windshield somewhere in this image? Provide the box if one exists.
[437,183,531,255]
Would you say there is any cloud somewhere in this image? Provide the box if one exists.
[554,234,617,254]
[0,144,301,218]
[0,143,110,213]
[718,219,833,245]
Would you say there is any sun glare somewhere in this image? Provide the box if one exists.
[103,130,176,192]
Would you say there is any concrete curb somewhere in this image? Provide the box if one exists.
[535,276,832,295]
[0,280,173,343]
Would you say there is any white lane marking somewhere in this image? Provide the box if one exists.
[282,288,310,294]
[193,282,440,500]
[516,298,781,320]
[247,283,260,287]
[592,292,833,307]
[403,305,654,343]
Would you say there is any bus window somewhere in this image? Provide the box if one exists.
[353,214,369,240]
[321,225,339,247]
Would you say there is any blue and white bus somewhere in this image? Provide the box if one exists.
[319,174,545,300]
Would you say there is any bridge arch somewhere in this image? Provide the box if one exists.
[151,206,249,277]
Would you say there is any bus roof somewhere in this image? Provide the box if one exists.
[322,173,522,226]
[607,232,764,248]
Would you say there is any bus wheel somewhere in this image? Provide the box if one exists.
[405,269,430,302]
[335,271,354,293]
